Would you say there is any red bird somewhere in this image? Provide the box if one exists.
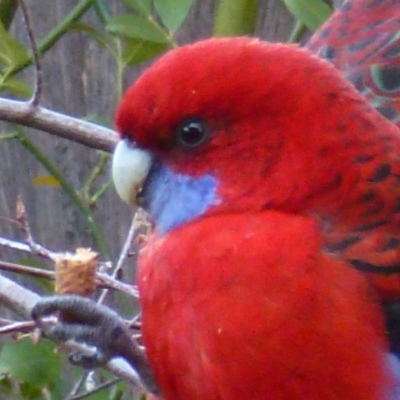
[31,1,400,399]
[112,36,400,398]
[114,1,400,400]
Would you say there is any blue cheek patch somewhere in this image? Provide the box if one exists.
[142,162,220,234]
[386,353,400,399]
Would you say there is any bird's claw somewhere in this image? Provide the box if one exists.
[31,295,160,394]
[31,295,132,369]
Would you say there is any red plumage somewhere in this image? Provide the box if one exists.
[139,212,388,400]
[115,36,400,398]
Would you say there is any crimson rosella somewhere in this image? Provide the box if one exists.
[111,34,400,398]
[31,1,400,399]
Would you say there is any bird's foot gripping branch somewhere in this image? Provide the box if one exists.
[31,295,159,395]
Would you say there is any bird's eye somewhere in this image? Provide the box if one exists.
[176,118,209,149]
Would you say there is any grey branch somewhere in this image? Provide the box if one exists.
[0,98,118,152]
[0,274,146,390]
[0,235,56,257]
[0,273,40,316]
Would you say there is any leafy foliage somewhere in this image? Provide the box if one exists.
[283,0,332,30]
[0,339,61,399]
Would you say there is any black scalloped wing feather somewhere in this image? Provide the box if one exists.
[307,0,400,127]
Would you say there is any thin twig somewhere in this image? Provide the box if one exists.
[0,235,58,260]
[67,378,121,400]
[70,214,143,396]
[18,0,42,106]
[15,127,110,256]
[0,260,54,279]
[3,0,93,78]
[16,195,48,256]
[97,272,139,298]
[69,371,92,400]
[0,320,36,334]
[115,212,143,273]
[16,195,33,240]
[0,215,20,226]
[97,214,139,304]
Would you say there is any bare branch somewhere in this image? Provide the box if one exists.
[0,273,40,316]
[68,378,120,400]
[0,234,58,260]
[97,214,138,304]
[97,272,139,298]
[16,195,35,243]
[0,320,36,334]
[16,195,56,258]
[0,260,54,279]
[19,0,42,106]
[0,98,117,152]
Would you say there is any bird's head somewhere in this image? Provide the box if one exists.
[112,37,376,234]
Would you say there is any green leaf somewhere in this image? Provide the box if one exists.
[0,20,29,67]
[106,14,168,43]
[154,0,193,32]
[123,38,168,65]
[0,376,13,395]
[124,0,152,16]
[282,0,332,31]
[0,76,32,97]
[0,339,62,389]
[19,382,43,400]
[91,0,112,24]
[0,0,18,30]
